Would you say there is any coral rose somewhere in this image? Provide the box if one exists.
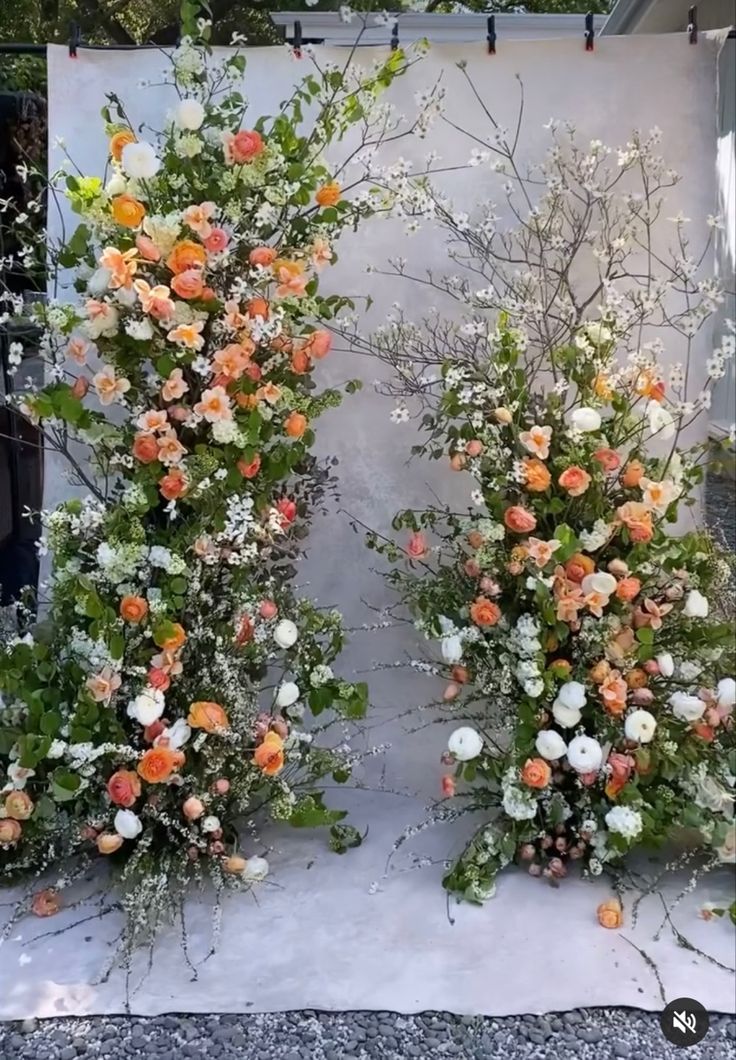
[504,506,537,533]
[32,889,60,918]
[521,757,551,789]
[406,532,429,560]
[249,246,277,267]
[155,622,186,652]
[111,194,145,228]
[160,468,188,501]
[470,596,502,627]
[291,348,311,374]
[0,818,22,844]
[247,297,269,319]
[617,502,653,544]
[254,731,285,775]
[171,268,204,300]
[109,128,136,161]
[224,129,264,164]
[565,553,595,583]
[188,700,230,732]
[284,411,307,438]
[133,432,159,464]
[600,670,628,716]
[592,448,621,473]
[166,239,207,275]
[622,460,645,488]
[107,769,142,807]
[5,790,34,820]
[605,752,634,799]
[237,454,261,479]
[203,227,229,254]
[558,466,591,497]
[597,898,623,929]
[305,330,332,359]
[97,833,124,855]
[120,595,148,623]
[315,182,340,206]
[615,577,641,602]
[523,458,551,492]
[138,746,183,784]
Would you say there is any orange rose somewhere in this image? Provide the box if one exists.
[111,194,146,228]
[616,577,641,602]
[97,833,124,854]
[470,596,501,627]
[523,458,551,492]
[521,757,551,789]
[137,746,183,784]
[315,182,341,207]
[107,769,141,807]
[565,553,595,583]
[188,700,230,732]
[31,889,60,918]
[284,411,307,438]
[166,240,207,275]
[160,468,188,500]
[626,668,648,689]
[304,331,332,359]
[171,268,205,300]
[237,454,261,479]
[225,129,264,164]
[249,246,277,266]
[247,297,269,319]
[605,752,634,799]
[600,670,628,716]
[597,898,623,929]
[504,506,537,534]
[253,731,285,775]
[0,818,22,843]
[109,128,136,161]
[133,432,159,464]
[617,502,653,544]
[558,466,591,497]
[593,448,620,472]
[154,622,186,652]
[5,790,34,820]
[120,595,148,623]
[622,460,645,488]
[291,348,311,375]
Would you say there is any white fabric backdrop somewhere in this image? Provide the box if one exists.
[2,36,733,1022]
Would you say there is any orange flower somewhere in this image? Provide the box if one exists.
[0,818,22,843]
[109,128,136,161]
[635,368,664,402]
[171,268,204,300]
[291,348,311,374]
[470,596,501,627]
[519,424,552,460]
[187,700,230,732]
[137,746,183,784]
[167,321,205,350]
[523,458,551,492]
[223,129,264,164]
[565,553,595,583]
[617,501,653,544]
[120,595,148,623]
[247,297,269,319]
[304,331,332,359]
[597,898,623,929]
[285,411,307,438]
[237,454,261,479]
[97,833,124,854]
[622,460,645,488]
[275,260,307,299]
[558,466,591,497]
[213,343,250,380]
[160,468,188,501]
[626,668,648,689]
[134,279,175,321]
[111,194,146,228]
[257,382,282,405]
[316,182,341,207]
[133,432,159,464]
[107,770,142,807]
[615,577,641,602]
[100,246,138,289]
[504,506,537,534]
[605,752,634,799]
[249,246,277,267]
[194,385,232,422]
[167,239,207,275]
[593,373,613,400]
[154,622,186,652]
[593,448,620,472]
[521,758,551,789]
[253,731,285,775]
[156,430,187,467]
[600,669,628,716]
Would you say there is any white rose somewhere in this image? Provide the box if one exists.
[556,681,587,710]
[121,140,160,180]
[656,653,675,678]
[273,619,298,649]
[202,815,221,833]
[104,172,127,196]
[552,701,582,729]
[440,634,463,664]
[569,407,602,432]
[567,735,603,773]
[535,730,567,761]
[447,726,483,762]
[717,678,736,709]
[275,682,300,708]
[127,687,165,726]
[646,400,675,440]
[624,709,657,744]
[175,98,205,130]
[244,855,270,881]
[114,809,142,840]
[683,590,709,618]
[605,805,643,839]
[581,572,617,598]
[669,691,706,722]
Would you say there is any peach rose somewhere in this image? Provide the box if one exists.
[521,757,551,789]
[247,297,269,319]
[31,889,60,918]
[136,233,161,262]
[600,670,628,716]
[107,769,142,807]
[470,596,502,627]
[305,330,332,359]
[504,506,537,534]
[249,246,277,267]
[183,796,205,821]
[137,746,184,784]
[284,411,307,438]
[237,454,261,479]
[617,502,653,544]
[120,595,148,623]
[203,227,229,254]
[223,855,247,874]
[253,731,285,775]
[166,240,207,275]
[558,466,591,497]
[132,432,159,464]
[109,128,135,160]
[605,752,635,799]
[406,532,429,560]
[291,348,311,374]
[616,577,642,602]
[188,700,230,732]
[224,129,264,164]
[5,790,34,820]
[315,182,341,207]
[97,833,124,855]
[565,553,595,583]
[111,194,145,228]
[171,268,204,300]
[160,468,188,501]
[523,458,551,492]
[465,439,484,458]
[589,659,611,684]
[622,460,645,488]
[597,898,623,929]
[0,818,22,843]
[154,622,187,652]
[593,448,621,472]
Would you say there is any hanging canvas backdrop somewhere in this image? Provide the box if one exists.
[0,33,733,1022]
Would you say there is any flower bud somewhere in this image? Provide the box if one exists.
[443,682,460,702]
[183,796,204,821]
[223,855,247,874]
[493,407,513,424]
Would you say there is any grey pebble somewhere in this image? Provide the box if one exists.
[613,1040,632,1058]
[578,1027,603,1044]
[60,1049,77,1060]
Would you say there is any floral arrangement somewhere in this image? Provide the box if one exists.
[0,20,421,947]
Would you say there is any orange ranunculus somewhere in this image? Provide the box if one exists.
[315,182,341,207]
[565,553,595,583]
[160,468,188,501]
[523,458,551,492]
[617,501,653,544]
[237,454,261,479]
[284,411,307,438]
[558,466,591,497]
[504,506,537,533]
[600,669,628,716]
[109,128,136,161]
[253,731,285,776]
[597,898,623,929]
[4,790,33,820]
[97,833,124,854]
[249,246,277,267]
[171,268,204,300]
[622,460,645,488]
[111,194,146,228]
[0,818,22,843]
[605,752,635,799]
[137,746,183,784]
[470,596,502,627]
[247,297,269,319]
[188,700,230,732]
[154,622,186,652]
[120,595,148,623]
[593,448,621,472]
[521,757,551,790]
[106,770,141,807]
[615,577,641,602]
[166,239,207,275]
[133,432,159,464]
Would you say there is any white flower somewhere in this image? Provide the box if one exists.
[715,824,736,863]
[88,267,112,295]
[605,805,643,839]
[535,730,567,761]
[646,400,675,440]
[656,652,675,678]
[273,620,298,649]
[127,687,165,726]
[624,709,657,744]
[7,762,34,789]
[669,691,706,722]
[692,772,734,814]
[569,407,602,432]
[448,726,483,762]
[125,319,154,341]
[175,98,205,130]
[582,321,612,346]
[717,678,736,709]
[121,140,160,180]
[683,589,709,618]
[581,571,617,598]
[440,634,463,664]
[567,735,603,773]
[556,681,587,710]
[502,785,538,821]
[244,855,269,881]
[202,815,221,833]
[552,701,582,728]
[275,682,300,708]
[161,718,191,749]
[104,172,127,197]
[114,809,142,839]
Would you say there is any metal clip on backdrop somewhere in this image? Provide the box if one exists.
[689,5,699,44]
[293,19,302,59]
[487,16,497,56]
[585,11,595,52]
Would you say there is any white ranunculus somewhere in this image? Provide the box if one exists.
[535,729,567,761]
[581,571,617,598]
[567,735,603,773]
[244,855,270,881]
[569,407,602,433]
[556,680,587,710]
[175,98,205,130]
[440,634,463,664]
[127,687,165,726]
[447,726,484,762]
[552,701,582,729]
[121,140,160,180]
[646,400,675,440]
[669,691,706,722]
[656,652,675,678]
[273,619,298,649]
[275,682,300,708]
[717,678,736,709]
[605,805,643,840]
[87,267,112,295]
[624,709,657,744]
[202,815,221,833]
[114,809,142,840]
[104,172,127,196]
[683,589,709,618]
[164,718,191,749]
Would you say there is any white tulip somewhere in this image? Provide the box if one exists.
[581,572,617,598]
[552,701,582,729]
[646,400,675,440]
[244,856,270,881]
[121,140,160,180]
[717,678,736,709]
[624,709,657,744]
[275,682,300,708]
[114,809,142,839]
[127,687,165,726]
[683,590,709,618]
[656,653,675,678]
[447,726,483,762]
[669,691,706,722]
[556,681,587,710]
[569,407,602,433]
[273,619,298,649]
[175,98,205,130]
[535,729,567,761]
[441,634,463,664]
[567,735,603,773]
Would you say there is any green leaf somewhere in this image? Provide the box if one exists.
[109,632,125,661]
[51,769,81,802]
[329,824,363,854]
[40,711,62,737]
[289,792,347,828]
[170,576,188,595]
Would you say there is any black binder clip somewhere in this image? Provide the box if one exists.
[584,11,595,52]
[293,19,302,58]
[487,15,497,55]
[688,5,698,44]
[390,20,399,52]
[69,21,81,58]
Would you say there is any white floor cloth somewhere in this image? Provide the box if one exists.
[1,35,733,1021]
